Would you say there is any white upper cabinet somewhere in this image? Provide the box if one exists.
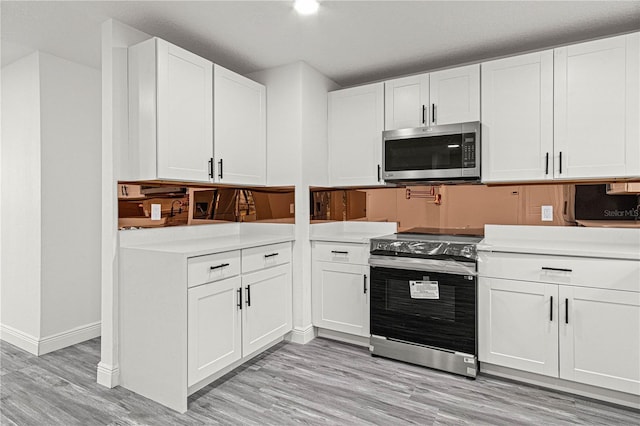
[384,65,479,130]
[481,51,554,182]
[129,37,214,182]
[384,74,429,130]
[127,38,267,185]
[429,64,480,125]
[554,32,640,179]
[328,82,385,186]
[214,65,266,185]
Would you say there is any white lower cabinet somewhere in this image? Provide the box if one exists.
[479,251,640,396]
[188,276,242,386]
[312,261,369,336]
[479,278,558,377]
[120,240,292,413]
[311,241,370,338]
[187,246,293,387]
[242,264,292,355]
[559,286,640,395]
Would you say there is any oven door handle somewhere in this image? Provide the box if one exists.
[368,255,477,276]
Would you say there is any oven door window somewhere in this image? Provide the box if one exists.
[370,266,476,355]
[384,134,463,171]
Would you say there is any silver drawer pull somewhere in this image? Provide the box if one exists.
[331,250,349,255]
[264,253,279,258]
[210,263,230,271]
[541,267,572,272]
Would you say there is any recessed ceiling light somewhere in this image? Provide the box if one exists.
[294,0,319,15]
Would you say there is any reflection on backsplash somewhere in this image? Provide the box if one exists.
[118,183,295,229]
[311,183,640,231]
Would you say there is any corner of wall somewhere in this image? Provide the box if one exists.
[1,51,43,340]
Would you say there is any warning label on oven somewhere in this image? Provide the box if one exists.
[409,281,439,299]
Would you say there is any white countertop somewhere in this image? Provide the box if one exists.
[309,221,397,244]
[123,233,294,257]
[119,223,295,257]
[479,225,640,260]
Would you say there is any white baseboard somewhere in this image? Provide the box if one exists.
[97,362,120,388]
[1,322,101,356]
[39,321,101,355]
[0,324,39,355]
[285,325,316,344]
[481,363,640,410]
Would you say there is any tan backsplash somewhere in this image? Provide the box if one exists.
[118,183,295,229]
[313,184,572,231]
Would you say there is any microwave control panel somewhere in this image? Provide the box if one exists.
[462,133,476,168]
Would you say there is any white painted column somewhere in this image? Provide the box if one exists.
[250,62,338,344]
[97,19,149,388]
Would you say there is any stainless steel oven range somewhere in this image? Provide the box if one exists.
[368,229,482,378]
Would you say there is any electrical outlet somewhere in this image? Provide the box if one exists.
[151,204,162,220]
[290,203,295,214]
[541,205,553,222]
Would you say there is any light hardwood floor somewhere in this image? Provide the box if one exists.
[1,337,638,425]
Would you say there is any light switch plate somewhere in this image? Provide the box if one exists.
[290,203,295,214]
[541,205,553,221]
[151,204,162,220]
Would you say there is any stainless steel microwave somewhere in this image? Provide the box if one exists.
[382,121,480,183]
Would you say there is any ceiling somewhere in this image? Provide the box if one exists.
[2,1,640,87]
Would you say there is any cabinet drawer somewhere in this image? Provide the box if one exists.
[188,251,241,288]
[478,251,640,292]
[312,241,369,265]
[242,242,292,274]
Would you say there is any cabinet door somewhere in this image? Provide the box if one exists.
[554,33,640,179]
[559,286,640,395]
[384,74,429,130]
[328,83,384,186]
[214,65,266,185]
[429,64,480,125]
[242,264,292,356]
[478,278,558,377]
[187,276,241,387]
[481,51,554,182]
[157,39,214,182]
[312,261,369,337]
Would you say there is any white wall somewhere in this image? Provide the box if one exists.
[250,62,338,341]
[301,64,339,187]
[39,52,101,337]
[1,51,102,354]
[1,53,43,343]
[250,62,303,186]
